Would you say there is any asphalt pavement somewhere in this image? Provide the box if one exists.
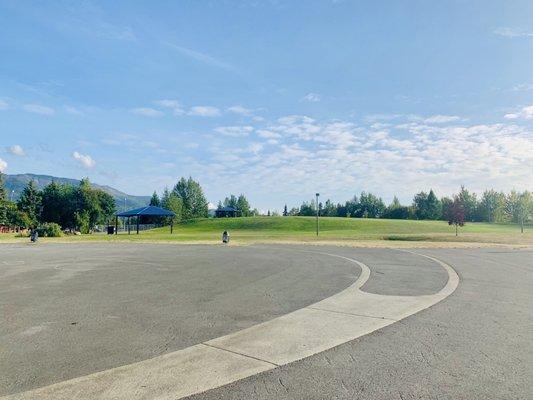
[1,243,531,399]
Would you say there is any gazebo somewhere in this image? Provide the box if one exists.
[115,206,176,234]
[215,206,241,218]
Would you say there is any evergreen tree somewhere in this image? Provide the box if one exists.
[383,196,410,219]
[0,172,6,202]
[426,190,442,220]
[17,180,42,227]
[0,172,8,225]
[478,190,505,223]
[223,194,239,209]
[283,204,288,217]
[457,186,478,221]
[149,191,161,207]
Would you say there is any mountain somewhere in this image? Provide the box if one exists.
[3,174,151,210]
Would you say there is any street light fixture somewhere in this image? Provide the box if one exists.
[316,192,320,237]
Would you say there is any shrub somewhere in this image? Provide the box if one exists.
[36,222,62,237]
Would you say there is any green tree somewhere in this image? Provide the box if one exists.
[236,194,251,216]
[172,177,208,219]
[223,194,239,209]
[477,190,506,223]
[0,172,7,225]
[6,202,31,229]
[283,204,288,217]
[162,190,183,224]
[149,191,161,207]
[355,192,385,218]
[457,186,478,221]
[17,180,42,227]
[0,172,6,202]
[413,190,441,220]
[383,196,410,219]
[505,190,532,233]
[40,181,63,225]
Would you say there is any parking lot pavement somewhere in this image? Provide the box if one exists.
[191,247,533,400]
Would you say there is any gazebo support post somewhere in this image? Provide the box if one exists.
[170,220,173,234]
[128,217,131,235]
[136,216,140,234]
[115,216,118,235]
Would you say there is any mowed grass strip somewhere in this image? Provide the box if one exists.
[1,217,531,245]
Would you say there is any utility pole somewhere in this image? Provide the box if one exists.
[316,192,320,237]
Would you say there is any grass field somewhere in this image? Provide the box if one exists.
[1,217,532,246]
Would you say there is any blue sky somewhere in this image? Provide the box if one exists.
[1,0,532,210]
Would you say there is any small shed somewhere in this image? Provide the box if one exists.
[115,206,176,234]
[215,206,241,218]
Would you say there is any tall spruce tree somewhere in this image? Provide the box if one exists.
[149,191,161,207]
[17,180,42,227]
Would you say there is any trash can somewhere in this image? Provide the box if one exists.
[107,226,115,235]
[222,230,229,244]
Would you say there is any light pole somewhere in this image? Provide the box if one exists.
[315,192,320,237]
[10,190,15,202]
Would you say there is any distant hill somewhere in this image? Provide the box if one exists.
[3,173,150,210]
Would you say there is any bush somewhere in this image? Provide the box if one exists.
[36,222,62,237]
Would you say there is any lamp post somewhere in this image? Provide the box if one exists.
[315,192,320,237]
[10,190,15,202]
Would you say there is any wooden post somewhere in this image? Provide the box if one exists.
[136,216,140,234]
[170,220,173,234]
[115,216,118,235]
[128,217,131,235]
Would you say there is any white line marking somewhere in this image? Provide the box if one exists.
[2,250,459,400]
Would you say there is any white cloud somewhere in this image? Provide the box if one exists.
[154,99,184,115]
[214,126,254,137]
[227,105,253,116]
[189,106,221,117]
[0,100,8,110]
[300,93,321,102]
[8,145,25,156]
[0,158,7,172]
[257,129,281,139]
[198,113,533,207]
[130,107,164,117]
[23,104,55,115]
[504,105,533,120]
[422,115,461,124]
[494,27,533,38]
[72,151,96,168]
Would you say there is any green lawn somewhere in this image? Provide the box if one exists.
[1,217,532,246]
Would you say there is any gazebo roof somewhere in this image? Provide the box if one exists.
[116,206,175,217]
[216,206,239,212]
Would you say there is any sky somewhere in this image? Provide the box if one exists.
[1,0,532,211]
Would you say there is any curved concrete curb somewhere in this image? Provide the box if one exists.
[2,250,459,400]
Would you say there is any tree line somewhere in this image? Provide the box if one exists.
[0,174,214,233]
[285,187,532,232]
[0,174,116,234]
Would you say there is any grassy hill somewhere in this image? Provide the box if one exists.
[4,216,529,246]
[4,173,150,209]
